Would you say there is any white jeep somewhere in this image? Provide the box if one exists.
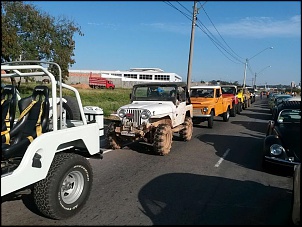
[1,61,104,220]
[107,82,193,155]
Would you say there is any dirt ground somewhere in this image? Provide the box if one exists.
[70,83,91,89]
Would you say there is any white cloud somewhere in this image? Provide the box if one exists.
[87,22,101,26]
[142,15,301,38]
[87,22,119,31]
[213,15,301,38]
[140,22,190,35]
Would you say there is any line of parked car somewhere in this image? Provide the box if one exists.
[262,92,300,226]
[190,85,256,128]
[105,82,299,225]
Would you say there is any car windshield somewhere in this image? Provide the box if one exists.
[247,88,254,93]
[275,95,293,105]
[191,88,214,98]
[221,87,235,95]
[131,85,179,102]
[277,109,301,123]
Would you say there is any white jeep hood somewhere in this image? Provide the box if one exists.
[119,101,176,116]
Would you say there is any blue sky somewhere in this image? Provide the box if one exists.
[28,1,300,86]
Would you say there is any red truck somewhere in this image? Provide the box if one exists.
[220,85,241,116]
[89,75,115,89]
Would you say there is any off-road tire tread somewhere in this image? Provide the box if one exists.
[33,153,93,220]
[153,124,172,156]
[179,116,193,141]
[107,122,122,149]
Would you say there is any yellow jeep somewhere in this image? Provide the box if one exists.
[190,85,233,128]
[237,86,251,110]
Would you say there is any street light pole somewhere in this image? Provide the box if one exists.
[242,47,273,88]
[254,65,271,88]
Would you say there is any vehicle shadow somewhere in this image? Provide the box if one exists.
[231,120,268,134]
[193,119,221,128]
[196,133,293,177]
[196,133,263,171]
[1,189,48,219]
[138,173,293,225]
[126,134,186,156]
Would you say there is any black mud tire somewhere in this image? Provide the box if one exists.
[230,104,237,117]
[32,153,93,220]
[237,103,242,114]
[208,110,214,128]
[192,117,201,125]
[179,116,193,141]
[242,100,247,110]
[261,158,273,172]
[223,107,230,122]
[63,96,81,120]
[153,124,173,156]
[107,122,122,149]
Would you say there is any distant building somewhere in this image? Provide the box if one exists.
[68,68,183,88]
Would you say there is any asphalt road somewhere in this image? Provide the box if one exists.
[1,97,295,225]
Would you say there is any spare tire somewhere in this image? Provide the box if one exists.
[62,96,81,120]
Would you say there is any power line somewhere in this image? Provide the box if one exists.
[165,1,244,65]
[163,1,192,21]
[200,5,244,62]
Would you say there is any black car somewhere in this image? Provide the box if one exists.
[262,101,301,169]
[292,163,300,225]
[270,94,293,117]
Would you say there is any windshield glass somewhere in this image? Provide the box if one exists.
[132,85,178,101]
[278,109,301,123]
[190,88,214,98]
[221,87,236,95]
[247,88,254,93]
[275,95,293,105]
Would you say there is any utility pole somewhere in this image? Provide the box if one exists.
[186,1,198,90]
[243,59,248,88]
[254,73,257,89]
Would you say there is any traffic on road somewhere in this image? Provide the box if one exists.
[1,94,298,225]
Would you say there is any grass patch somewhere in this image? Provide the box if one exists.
[2,81,132,117]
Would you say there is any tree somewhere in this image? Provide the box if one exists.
[1,1,83,81]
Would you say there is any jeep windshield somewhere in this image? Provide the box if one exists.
[190,88,214,98]
[247,87,255,93]
[221,87,236,95]
[131,85,178,102]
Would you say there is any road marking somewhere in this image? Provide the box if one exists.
[214,148,230,167]
[101,149,112,154]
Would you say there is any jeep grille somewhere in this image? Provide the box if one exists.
[125,109,143,125]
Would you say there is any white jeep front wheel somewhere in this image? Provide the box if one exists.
[179,116,193,141]
[153,124,173,156]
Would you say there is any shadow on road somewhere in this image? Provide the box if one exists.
[138,173,293,225]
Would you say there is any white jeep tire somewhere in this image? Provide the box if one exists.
[32,153,93,220]
[153,124,173,156]
[179,116,193,141]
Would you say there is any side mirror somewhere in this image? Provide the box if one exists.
[129,93,132,99]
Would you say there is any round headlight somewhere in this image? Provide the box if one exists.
[270,144,285,156]
[141,109,151,120]
[203,107,208,112]
[117,109,127,118]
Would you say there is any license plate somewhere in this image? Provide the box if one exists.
[121,131,136,137]
[193,109,202,115]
